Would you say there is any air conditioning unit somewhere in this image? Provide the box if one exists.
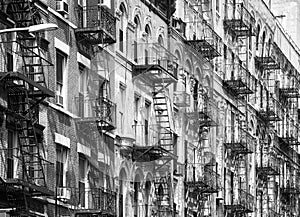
[56,94,64,106]
[56,0,69,15]
[57,187,71,200]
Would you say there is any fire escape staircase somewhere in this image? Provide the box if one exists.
[154,176,173,215]
[0,0,54,215]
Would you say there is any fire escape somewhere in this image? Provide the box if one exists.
[185,0,223,60]
[280,166,300,216]
[222,2,255,215]
[184,84,220,216]
[278,70,300,146]
[256,138,281,216]
[131,42,178,215]
[72,2,117,217]
[256,43,283,125]
[74,1,116,133]
[224,108,255,215]
[0,0,54,216]
[223,0,255,96]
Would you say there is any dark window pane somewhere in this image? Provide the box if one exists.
[119,29,123,52]
[79,181,85,207]
[56,161,64,187]
[7,52,13,72]
[7,130,14,179]
[56,51,64,84]
[134,41,137,62]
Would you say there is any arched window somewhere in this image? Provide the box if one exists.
[133,175,141,217]
[261,31,266,56]
[158,35,164,46]
[256,24,260,51]
[267,38,271,56]
[119,169,127,217]
[145,24,151,39]
[134,16,141,62]
[145,180,151,217]
[119,3,127,52]
[144,25,151,64]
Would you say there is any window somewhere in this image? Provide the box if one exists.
[119,111,124,134]
[56,145,68,187]
[119,4,126,52]
[7,52,13,72]
[78,64,87,117]
[193,79,199,110]
[79,155,86,207]
[133,16,140,63]
[56,50,67,106]
[145,101,151,145]
[256,25,260,51]
[7,130,17,179]
[145,24,151,41]
[134,96,140,119]
[119,84,126,134]
[119,29,124,52]
[216,0,220,12]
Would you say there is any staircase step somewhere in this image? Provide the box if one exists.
[24,63,43,67]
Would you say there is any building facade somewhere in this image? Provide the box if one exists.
[0,0,300,217]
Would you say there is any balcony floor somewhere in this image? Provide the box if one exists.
[224,19,254,37]
[223,79,253,96]
[75,27,116,45]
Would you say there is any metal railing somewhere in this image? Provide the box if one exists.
[74,96,116,130]
[76,5,116,39]
[223,63,254,95]
[238,188,255,212]
[56,187,117,215]
[186,20,222,59]
[132,43,178,79]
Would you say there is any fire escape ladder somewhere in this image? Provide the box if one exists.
[154,176,173,214]
[0,1,54,215]
[153,89,174,149]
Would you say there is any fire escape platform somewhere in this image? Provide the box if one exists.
[198,111,218,127]
[185,166,220,194]
[225,189,254,213]
[279,88,300,98]
[128,145,177,162]
[5,178,54,196]
[186,39,221,59]
[223,19,255,37]
[75,97,116,132]
[224,142,253,154]
[255,56,280,70]
[75,117,116,132]
[257,166,280,177]
[257,110,281,122]
[279,136,300,146]
[224,204,253,213]
[75,6,116,45]
[132,64,178,85]
[223,3,255,37]
[223,79,254,95]
[0,71,54,97]
[75,27,116,45]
